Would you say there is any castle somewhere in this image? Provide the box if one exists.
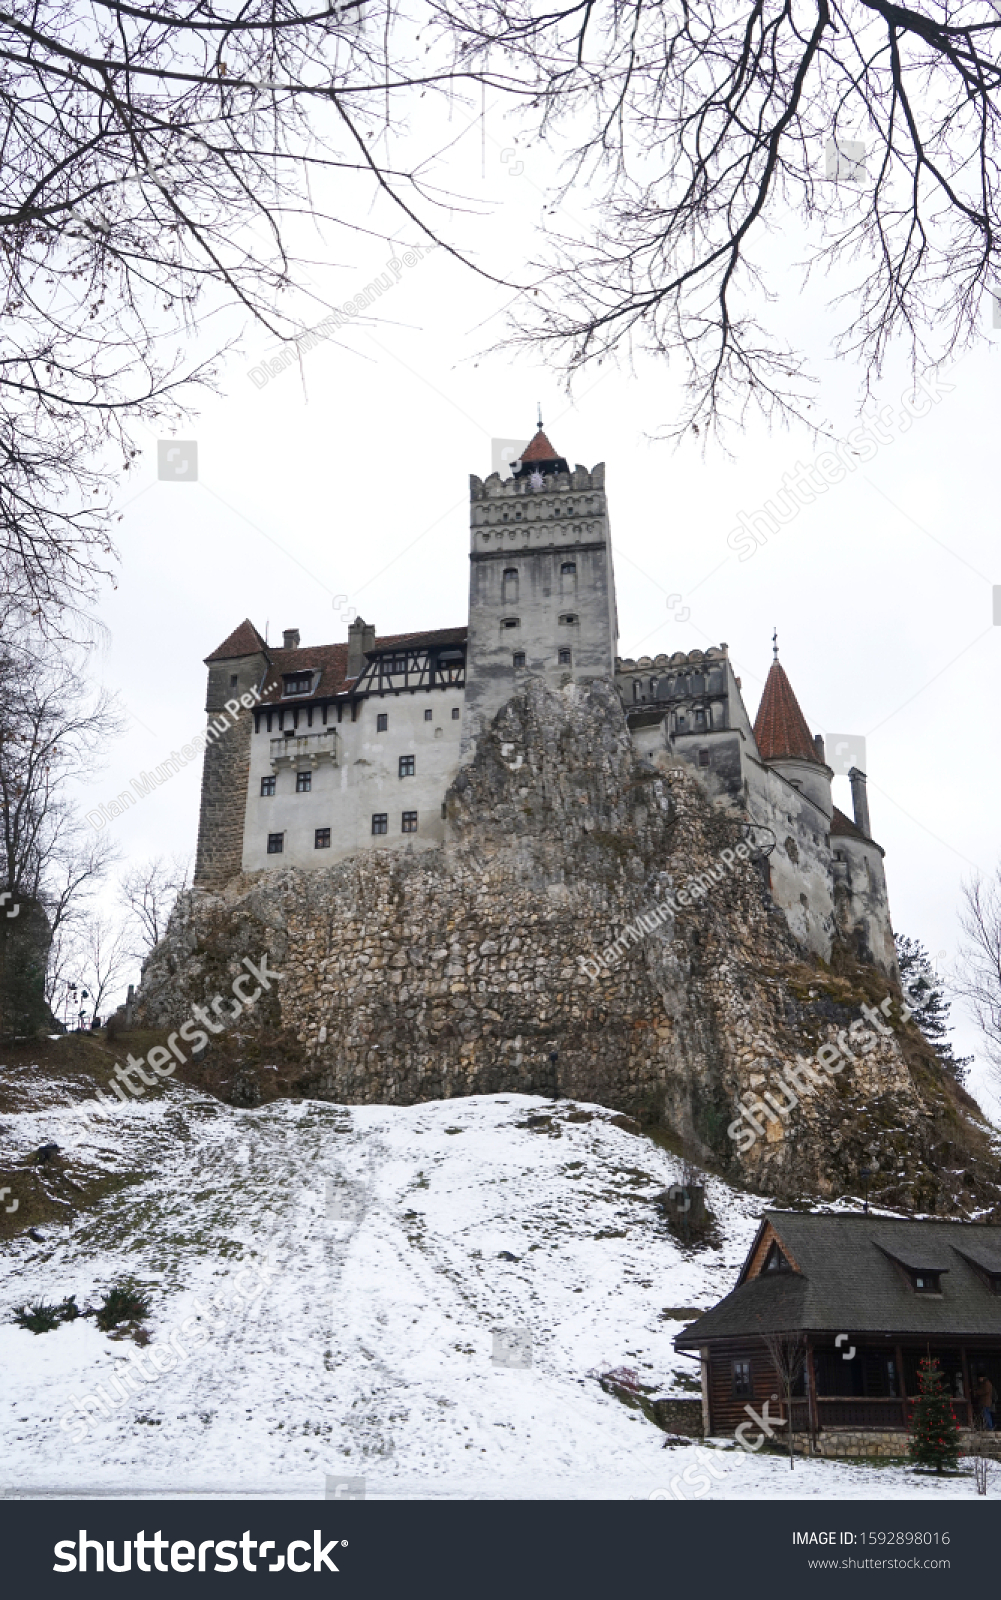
[193,426,896,977]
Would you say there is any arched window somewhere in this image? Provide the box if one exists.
[502,567,519,604]
[560,561,577,597]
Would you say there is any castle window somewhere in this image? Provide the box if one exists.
[371,813,388,835]
[283,673,313,696]
[451,707,460,719]
[695,708,706,727]
[560,561,577,597]
[501,617,520,630]
[399,755,416,777]
[377,713,388,732]
[632,680,641,702]
[315,828,331,849]
[559,613,578,626]
[502,567,519,604]
[513,652,526,669]
[441,802,447,819]
[424,708,433,721]
[296,771,311,793]
[230,674,238,689]
[698,748,710,768]
[391,655,407,674]
[402,811,418,834]
[267,832,284,854]
[261,775,276,797]
[558,648,572,667]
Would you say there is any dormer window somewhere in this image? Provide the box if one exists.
[763,1242,792,1273]
[911,1272,943,1294]
[283,672,314,697]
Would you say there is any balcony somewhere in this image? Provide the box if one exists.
[270,731,337,770]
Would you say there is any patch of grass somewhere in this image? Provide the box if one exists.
[13,1294,79,1334]
[95,1283,152,1331]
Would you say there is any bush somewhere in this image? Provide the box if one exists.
[95,1283,151,1331]
[13,1294,79,1334]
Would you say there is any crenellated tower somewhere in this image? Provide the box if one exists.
[461,426,619,759]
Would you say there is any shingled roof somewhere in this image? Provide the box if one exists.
[675,1212,1001,1345]
[253,625,468,705]
[204,618,268,664]
[753,660,821,764]
[519,428,561,463]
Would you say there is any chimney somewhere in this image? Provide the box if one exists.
[849,766,871,838]
[814,733,826,764]
[283,628,300,650]
[347,616,376,678]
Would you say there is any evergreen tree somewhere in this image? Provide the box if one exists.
[908,1357,960,1473]
[895,935,973,1086]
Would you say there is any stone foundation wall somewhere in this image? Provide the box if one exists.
[792,1429,1001,1460]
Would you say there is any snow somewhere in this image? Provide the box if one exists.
[0,1086,991,1499]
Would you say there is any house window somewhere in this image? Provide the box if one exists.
[371,813,388,835]
[399,755,415,777]
[912,1272,942,1294]
[695,708,706,727]
[260,776,276,797]
[315,828,331,849]
[402,811,418,834]
[451,707,460,720]
[558,648,572,667]
[267,833,284,854]
[513,652,526,669]
[230,674,238,689]
[698,749,710,768]
[424,708,433,721]
[391,655,407,673]
[763,1242,791,1273]
[732,1359,752,1398]
[283,673,313,696]
[377,713,388,732]
[502,567,519,604]
[501,617,520,630]
[296,771,311,793]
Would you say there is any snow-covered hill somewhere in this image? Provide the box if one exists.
[0,1083,986,1499]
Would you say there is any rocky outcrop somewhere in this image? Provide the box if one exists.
[137,678,998,1209]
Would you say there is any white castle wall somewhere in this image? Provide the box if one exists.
[241,686,464,871]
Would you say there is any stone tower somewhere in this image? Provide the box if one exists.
[193,618,270,889]
[461,426,618,758]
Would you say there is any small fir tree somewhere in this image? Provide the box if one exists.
[909,1357,960,1473]
[895,935,973,1085]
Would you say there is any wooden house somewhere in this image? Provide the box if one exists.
[674,1212,1001,1440]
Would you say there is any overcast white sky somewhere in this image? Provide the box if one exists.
[77,92,1001,1111]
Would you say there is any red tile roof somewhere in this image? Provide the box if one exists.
[519,428,560,463]
[204,618,268,664]
[254,625,468,704]
[831,805,884,855]
[753,660,821,764]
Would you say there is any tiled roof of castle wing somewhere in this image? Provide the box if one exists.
[675,1212,1001,1344]
[519,428,560,463]
[204,618,268,663]
[831,806,867,841]
[254,625,468,703]
[753,660,821,763]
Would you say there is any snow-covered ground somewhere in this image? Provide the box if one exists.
[0,1084,991,1499]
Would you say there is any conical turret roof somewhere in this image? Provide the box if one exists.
[753,659,821,764]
